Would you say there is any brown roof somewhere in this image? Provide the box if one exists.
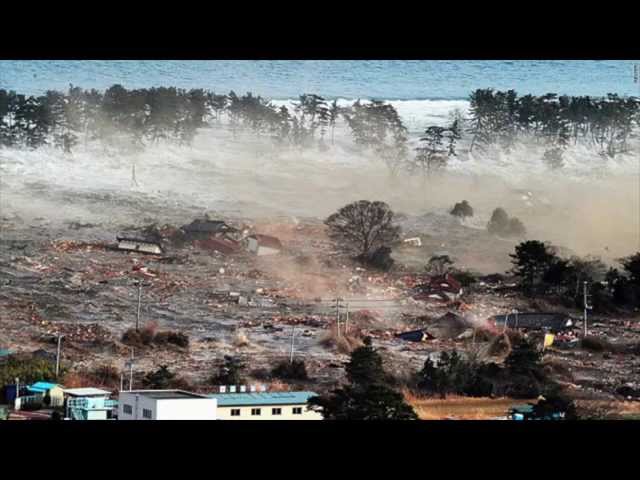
[250,234,283,250]
[196,238,241,254]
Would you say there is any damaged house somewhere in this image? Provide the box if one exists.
[396,329,436,342]
[489,313,574,333]
[116,237,163,255]
[412,273,463,302]
[403,312,477,340]
[245,234,283,256]
[195,237,242,255]
[181,219,240,242]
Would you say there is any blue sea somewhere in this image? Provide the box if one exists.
[1,60,638,100]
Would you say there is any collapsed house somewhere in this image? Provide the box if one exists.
[425,311,476,339]
[245,234,283,256]
[396,329,436,342]
[181,219,240,242]
[403,311,477,340]
[412,273,463,302]
[195,237,242,255]
[489,312,574,333]
[116,237,163,255]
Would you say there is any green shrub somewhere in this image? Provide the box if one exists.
[0,355,60,388]
[271,359,309,381]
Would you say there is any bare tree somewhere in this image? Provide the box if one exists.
[426,254,454,275]
[325,200,401,257]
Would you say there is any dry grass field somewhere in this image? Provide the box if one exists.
[403,391,535,420]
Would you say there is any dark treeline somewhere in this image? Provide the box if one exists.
[468,89,640,163]
[1,85,638,173]
[0,85,210,152]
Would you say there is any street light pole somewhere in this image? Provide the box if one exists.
[289,326,296,364]
[583,281,592,337]
[345,303,349,335]
[136,282,143,332]
[55,335,63,379]
[129,347,134,391]
[335,298,341,338]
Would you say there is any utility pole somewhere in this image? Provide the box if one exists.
[129,347,134,391]
[55,335,63,379]
[131,162,139,187]
[289,326,296,364]
[135,282,143,332]
[335,298,341,338]
[345,303,349,335]
[120,373,124,392]
[583,281,592,337]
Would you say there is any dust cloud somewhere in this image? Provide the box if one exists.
[1,125,638,273]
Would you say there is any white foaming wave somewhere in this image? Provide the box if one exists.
[270,98,470,133]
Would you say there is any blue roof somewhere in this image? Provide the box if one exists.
[0,349,12,357]
[28,381,60,393]
[207,391,318,407]
[511,404,535,413]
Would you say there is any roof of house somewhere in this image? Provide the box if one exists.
[116,237,162,246]
[28,381,61,393]
[63,388,112,397]
[0,349,12,357]
[413,274,462,296]
[182,219,236,233]
[195,237,241,254]
[396,329,434,342]
[249,234,283,250]
[511,404,535,414]
[122,390,209,400]
[207,391,317,407]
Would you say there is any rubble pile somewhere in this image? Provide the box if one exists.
[39,322,113,344]
[51,240,109,253]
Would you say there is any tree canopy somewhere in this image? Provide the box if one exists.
[325,200,401,258]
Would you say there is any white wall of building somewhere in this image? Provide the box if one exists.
[118,392,217,420]
[217,404,322,420]
[155,399,218,420]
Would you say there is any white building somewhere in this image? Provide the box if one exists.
[207,391,322,420]
[64,387,117,420]
[118,390,217,420]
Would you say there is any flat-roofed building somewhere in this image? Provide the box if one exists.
[118,390,217,420]
[64,387,118,420]
[207,391,321,420]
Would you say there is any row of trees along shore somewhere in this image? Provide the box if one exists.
[1,85,638,170]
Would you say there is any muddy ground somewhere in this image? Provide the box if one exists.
[1,199,639,416]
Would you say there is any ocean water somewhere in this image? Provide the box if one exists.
[1,60,638,100]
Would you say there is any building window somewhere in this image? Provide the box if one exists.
[251,408,261,416]
[142,408,152,419]
[123,404,133,415]
[292,407,303,415]
[272,408,282,415]
[230,409,241,417]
